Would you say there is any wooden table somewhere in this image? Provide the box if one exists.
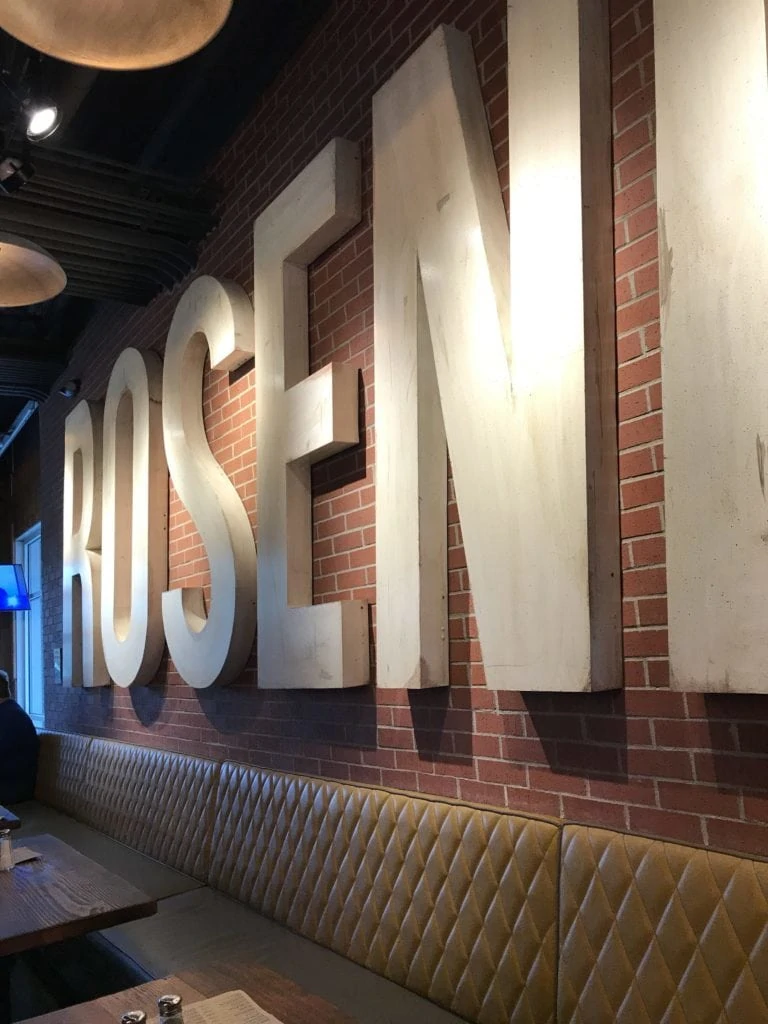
[0,806,20,831]
[18,961,358,1024]
[0,834,157,957]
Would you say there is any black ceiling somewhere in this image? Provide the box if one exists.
[56,0,332,176]
[2,146,216,304]
[0,0,331,427]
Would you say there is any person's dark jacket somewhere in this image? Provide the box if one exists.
[0,699,38,804]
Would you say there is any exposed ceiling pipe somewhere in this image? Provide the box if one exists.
[0,400,36,460]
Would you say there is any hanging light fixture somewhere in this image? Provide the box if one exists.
[0,233,66,307]
[0,0,234,71]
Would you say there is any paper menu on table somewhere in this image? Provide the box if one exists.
[185,990,284,1024]
[12,846,40,865]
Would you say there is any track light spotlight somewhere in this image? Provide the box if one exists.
[0,155,33,194]
[24,100,60,141]
[58,380,80,399]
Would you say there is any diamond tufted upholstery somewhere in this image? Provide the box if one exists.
[35,731,92,817]
[209,761,560,1024]
[81,738,219,880]
[35,734,768,1024]
[558,824,768,1024]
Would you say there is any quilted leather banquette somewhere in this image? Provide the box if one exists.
[24,732,768,1024]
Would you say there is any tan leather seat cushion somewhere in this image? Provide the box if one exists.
[82,738,220,880]
[210,762,559,1024]
[559,824,768,1023]
[35,731,92,818]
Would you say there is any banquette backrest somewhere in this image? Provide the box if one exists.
[34,733,768,1023]
[35,730,91,817]
[207,760,560,1024]
[557,824,768,1023]
[81,738,219,880]
[36,731,219,880]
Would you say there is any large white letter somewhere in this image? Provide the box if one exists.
[374,19,619,692]
[162,276,257,688]
[101,347,168,687]
[506,0,619,690]
[253,138,369,689]
[63,400,108,687]
[658,0,768,692]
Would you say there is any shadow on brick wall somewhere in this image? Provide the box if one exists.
[700,693,767,791]
[77,685,117,735]
[194,671,379,760]
[313,370,368,494]
[409,687,476,767]
[525,690,629,783]
[130,658,170,726]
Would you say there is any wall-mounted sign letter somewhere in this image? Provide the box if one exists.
[63,399,108,687]
[374,19,619,691]
[101,347,168,687]
[658,0,768,692]
[161,276,257,688]
[506,0,619,690]
[253,138,369,688]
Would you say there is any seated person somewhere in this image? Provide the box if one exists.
[0,669,38,804]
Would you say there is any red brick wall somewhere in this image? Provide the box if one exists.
[0,414,41,546]
[38,0,768,859]
[0,415,40,672]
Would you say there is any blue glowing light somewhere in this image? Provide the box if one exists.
[0,565,30,612]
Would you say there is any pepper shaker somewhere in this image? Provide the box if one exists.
[0,829,13,871]
[158,994,184,1024]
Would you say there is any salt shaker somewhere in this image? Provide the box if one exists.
[0,829,13,871]
[120,1013,147,1024]
[158,995,184,1024]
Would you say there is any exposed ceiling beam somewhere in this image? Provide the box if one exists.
[0,355,63,401]
[0,146,216,307]
[0,336,65,361]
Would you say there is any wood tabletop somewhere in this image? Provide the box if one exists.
[19,960,358,1024]
[0,834,157,957]
[0,805,20,830]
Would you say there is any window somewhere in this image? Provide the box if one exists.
[14,523,43,727]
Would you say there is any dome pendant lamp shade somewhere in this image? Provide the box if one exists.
[0,234,66,307]
[0,0,234,71]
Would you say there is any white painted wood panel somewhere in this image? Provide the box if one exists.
[373,44,449,689]
[658,0,768,691]
[253,138,369,689]
[374,20,618,690]
[63,400,109,687]
[101,347,168,687]
[507,0,620,690]
[161,276,257,688]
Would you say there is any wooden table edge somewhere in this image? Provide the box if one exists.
[0,834,158,958]
[0,896,157,958]
[16,961,360,1024]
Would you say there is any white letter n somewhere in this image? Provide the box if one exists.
[374,17,619,692]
